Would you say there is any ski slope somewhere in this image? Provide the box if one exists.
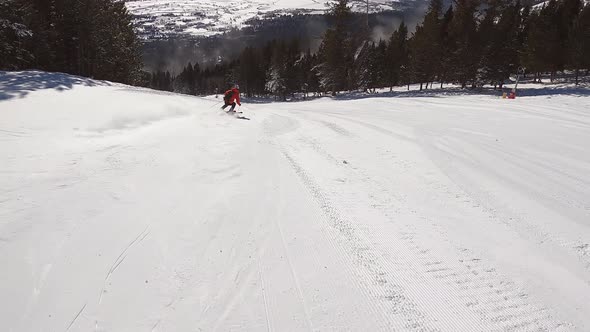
[1,71,590,331]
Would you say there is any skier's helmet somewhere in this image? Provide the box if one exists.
[234,84,240,89]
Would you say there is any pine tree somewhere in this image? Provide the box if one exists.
[569,4,590,84]
[266,40,289,100]
[409,0,443,90]
[528,0,563,81]
[1,0,141,84]
[238,46,265,96]
[174,62,197,95]
[447,0,479,88]
[522,9,543,80]
[93,0,142,84]
[284,38,302,97]
[316,0,353,94]
[354,41,374,92]
[372,39,388,90]
[517,3,531,78]
[299,49,320,97]
[24,0,56,70]
[186,62,196,95]
[263,39,303,99]
[480,1,523,88]
[193,62,201,94]
[476,0,500,85]
[0,0,33,70]
[439,5,454,88]
[559,0,583,76]
[386,21,409,90]
[296,49,314,98]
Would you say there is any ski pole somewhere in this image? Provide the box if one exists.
[208,100,224,110]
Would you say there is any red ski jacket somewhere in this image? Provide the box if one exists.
[224,88,241,105]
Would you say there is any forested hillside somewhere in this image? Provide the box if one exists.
[147,0,590,98]
[1,0,141,84]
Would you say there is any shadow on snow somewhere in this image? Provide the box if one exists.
[0,71,108,101]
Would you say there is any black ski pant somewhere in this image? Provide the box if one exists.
[222,102,236,112]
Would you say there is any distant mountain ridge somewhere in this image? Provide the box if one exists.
[125,0,417,40]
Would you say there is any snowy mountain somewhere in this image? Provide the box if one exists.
[126,0,407,39]
[1,71,590,331]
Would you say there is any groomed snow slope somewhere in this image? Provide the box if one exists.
[1,71,589,331]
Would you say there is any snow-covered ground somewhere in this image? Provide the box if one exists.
[126,0,400,39]
[1,71,590,331]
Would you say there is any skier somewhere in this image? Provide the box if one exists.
[221,84,241,113]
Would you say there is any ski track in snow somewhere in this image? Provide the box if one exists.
[287,113,566,331]
[1,72,589,331]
